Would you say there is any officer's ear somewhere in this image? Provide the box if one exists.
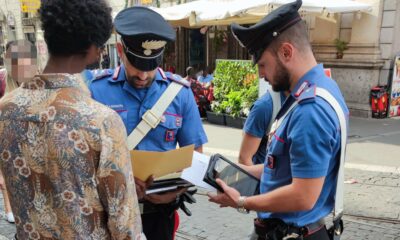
[116,42,124,58]
[277,43,293,63]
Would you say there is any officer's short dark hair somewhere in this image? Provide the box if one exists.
[186,66,193,76]
[39,0,112,57]
[268,21,311,56]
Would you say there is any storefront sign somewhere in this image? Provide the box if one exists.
[20,0,41,13]
[140,0,153,5]
[388,55,400,117]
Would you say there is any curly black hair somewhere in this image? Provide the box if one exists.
[39,0,113,57]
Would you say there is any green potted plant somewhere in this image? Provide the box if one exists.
[209,60,258,128]
[209,101,226,125]
[334,38,349,59]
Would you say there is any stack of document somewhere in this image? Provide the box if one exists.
[130,145,193,194]
[130,145,216,194]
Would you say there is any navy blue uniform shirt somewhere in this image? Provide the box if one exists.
[244,91,286,164]
[89,65,208,151]
[259,64,349,226]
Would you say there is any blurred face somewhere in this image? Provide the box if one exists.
[5,40,38,84]
[117,42,157,89]
[257,49,290,92]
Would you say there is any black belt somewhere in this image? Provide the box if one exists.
[254,218,325,239]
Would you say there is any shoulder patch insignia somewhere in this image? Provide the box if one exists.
[296,84,316,104]
[165,72,190,88]
[91,69,113,81]
[294,81,308,97]
[112,66,121,80]
[158,68,167,79]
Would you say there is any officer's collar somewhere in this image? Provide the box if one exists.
[108,65,126,83]
[154,68,169,83]
[108,64,168,84]
[290,64,323,98]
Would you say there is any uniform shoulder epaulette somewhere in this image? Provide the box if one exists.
[165,71,190,88]
[90,69,113,82]
[295,82,316,104]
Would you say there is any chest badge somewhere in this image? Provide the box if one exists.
[267,155,275,169]
[165,130,175,142]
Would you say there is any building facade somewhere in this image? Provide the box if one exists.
[312,0,400,118]
[160,0,400,118]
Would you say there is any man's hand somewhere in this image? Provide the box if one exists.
[207,179,241,208]
[145,187,187,204]
[135,176,153,200]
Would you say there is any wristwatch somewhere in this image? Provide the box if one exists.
[236,196,250,214]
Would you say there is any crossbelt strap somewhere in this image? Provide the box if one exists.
[127,82,183,150]
[269,87,347,223]
[315,88,347,221]
[266,84,282,133]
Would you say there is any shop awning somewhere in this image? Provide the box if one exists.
[151,0,372,28]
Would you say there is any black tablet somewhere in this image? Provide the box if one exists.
[203,154,260,196]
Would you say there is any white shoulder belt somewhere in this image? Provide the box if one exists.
[127,82,183,150]
[269,87,347,223]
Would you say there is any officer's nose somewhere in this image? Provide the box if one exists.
[137,71,148,80]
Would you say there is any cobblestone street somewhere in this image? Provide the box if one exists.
[175,168,400,240]
[1,168,399,239]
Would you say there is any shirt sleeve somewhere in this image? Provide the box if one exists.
[287,100,339,178]
[243,94,273,138]
[177,88,208,148]
[96,111,144,240]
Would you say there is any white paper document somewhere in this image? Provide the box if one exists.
[181,152,217,191]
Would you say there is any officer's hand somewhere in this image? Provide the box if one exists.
[207,178,240,208]
[135,176,153,200]
[145,187,187,205]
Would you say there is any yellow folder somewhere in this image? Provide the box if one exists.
[130,144,194,181]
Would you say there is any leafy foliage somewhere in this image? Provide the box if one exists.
[334,38,349,53]
[211,60,258,117]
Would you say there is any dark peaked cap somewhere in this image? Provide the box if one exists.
[114,7,176,71]
[231,0,302,63]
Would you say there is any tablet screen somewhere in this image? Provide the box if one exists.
[211,155,259,196]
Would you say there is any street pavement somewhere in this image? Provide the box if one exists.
[1,116,400,239]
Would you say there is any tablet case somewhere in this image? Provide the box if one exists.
[203,154,260,196]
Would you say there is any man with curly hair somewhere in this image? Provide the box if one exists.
[89,6,208,240]
[0,0,144,239]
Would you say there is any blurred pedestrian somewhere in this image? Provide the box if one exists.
[3,40,38,92]
[197,66,213,86]
[101,50,110,69]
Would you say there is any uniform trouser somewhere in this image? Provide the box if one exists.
[249,225,330,240]
[142,210,176,240]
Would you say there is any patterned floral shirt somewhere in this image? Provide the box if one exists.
[0,74,144,240]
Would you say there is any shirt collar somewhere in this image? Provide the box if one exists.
[290,64,323,98]
[108,65,168,84]
[21,74,85,90]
